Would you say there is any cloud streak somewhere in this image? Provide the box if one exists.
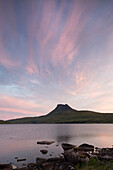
[0,0,113,119]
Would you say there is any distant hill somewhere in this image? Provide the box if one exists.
[5,104,113,124]
[0,120,10,124]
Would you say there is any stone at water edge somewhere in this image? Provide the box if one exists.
[40,150,48,154]
[62,143,76,151]
[37,141,55,145]
[79,143,94,152]
[17,158,26,162]
[64,149,80,164]
[64,148,90,165]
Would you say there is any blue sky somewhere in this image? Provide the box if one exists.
[0,0,113,120]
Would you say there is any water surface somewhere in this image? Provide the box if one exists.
[0,124,113,167]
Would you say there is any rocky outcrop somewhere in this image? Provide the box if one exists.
[64,148,90,165]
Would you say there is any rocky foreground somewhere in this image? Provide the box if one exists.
[1,142,113,170]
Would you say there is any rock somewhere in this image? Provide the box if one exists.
[64,148,80,164]
[62,143,76,151]
[98,154,113,161]
[27,162,36,169]
[22,163,26,166]
[99,147,113,156]
[36,156,65,170]
[89,154,97,159]
[18,168,28,170]
[37,141,55,145]
[17,158,26,162]
[54,162,76,170]
[36,157,54,170]
[40,150,48,154]
[80,156,89,164]
[36,157,47,167]
[47,156,64,163]
[79,143,94,152]
[102,155,113,160]
[64,148,90,165]
[0,164,13,170]
[12,164,18,169]
[40,162,54,170]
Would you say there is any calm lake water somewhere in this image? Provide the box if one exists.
[0,124,113,167]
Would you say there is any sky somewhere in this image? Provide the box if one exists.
[0,0,113,120]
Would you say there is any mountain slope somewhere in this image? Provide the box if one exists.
[0,120,11,124]
[7,104,113,124]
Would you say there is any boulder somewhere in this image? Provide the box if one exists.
[40,150,48,154]
[64,147,90,165]
[64,148,80,164]
[62,143,76,151]
[79,143,94,152]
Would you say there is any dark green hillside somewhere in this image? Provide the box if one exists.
[7,104,113,124]
[0,120,11,124]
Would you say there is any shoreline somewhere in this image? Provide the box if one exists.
[1,142,113,170]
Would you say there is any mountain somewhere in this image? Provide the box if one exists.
[6,104,113,124]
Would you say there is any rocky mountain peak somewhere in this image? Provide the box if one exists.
[55,104,73,111]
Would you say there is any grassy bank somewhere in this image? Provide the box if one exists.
[75,158,113,170]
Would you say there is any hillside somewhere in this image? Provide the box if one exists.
[0,120,11,124]
[6,104,113,124]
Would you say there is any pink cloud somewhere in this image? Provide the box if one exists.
[0,107,38,115]
[26,53,39,76]
[0,95,41,119]
[0,95,40,108]
[0,0,20,69]
[24,0,98,82]
[51,1,97,67]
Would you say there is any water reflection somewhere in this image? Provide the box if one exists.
[1,124,113,166]
[56,135,72,143]
[55,124,72,143]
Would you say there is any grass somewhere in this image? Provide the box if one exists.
[75,158,113,170]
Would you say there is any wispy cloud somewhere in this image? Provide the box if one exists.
[0,0,113,119]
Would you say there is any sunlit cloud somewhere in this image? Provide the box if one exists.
[0,0,113,119]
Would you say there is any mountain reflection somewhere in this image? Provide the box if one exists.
[56,135,72,143]
[55,124,72,143]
